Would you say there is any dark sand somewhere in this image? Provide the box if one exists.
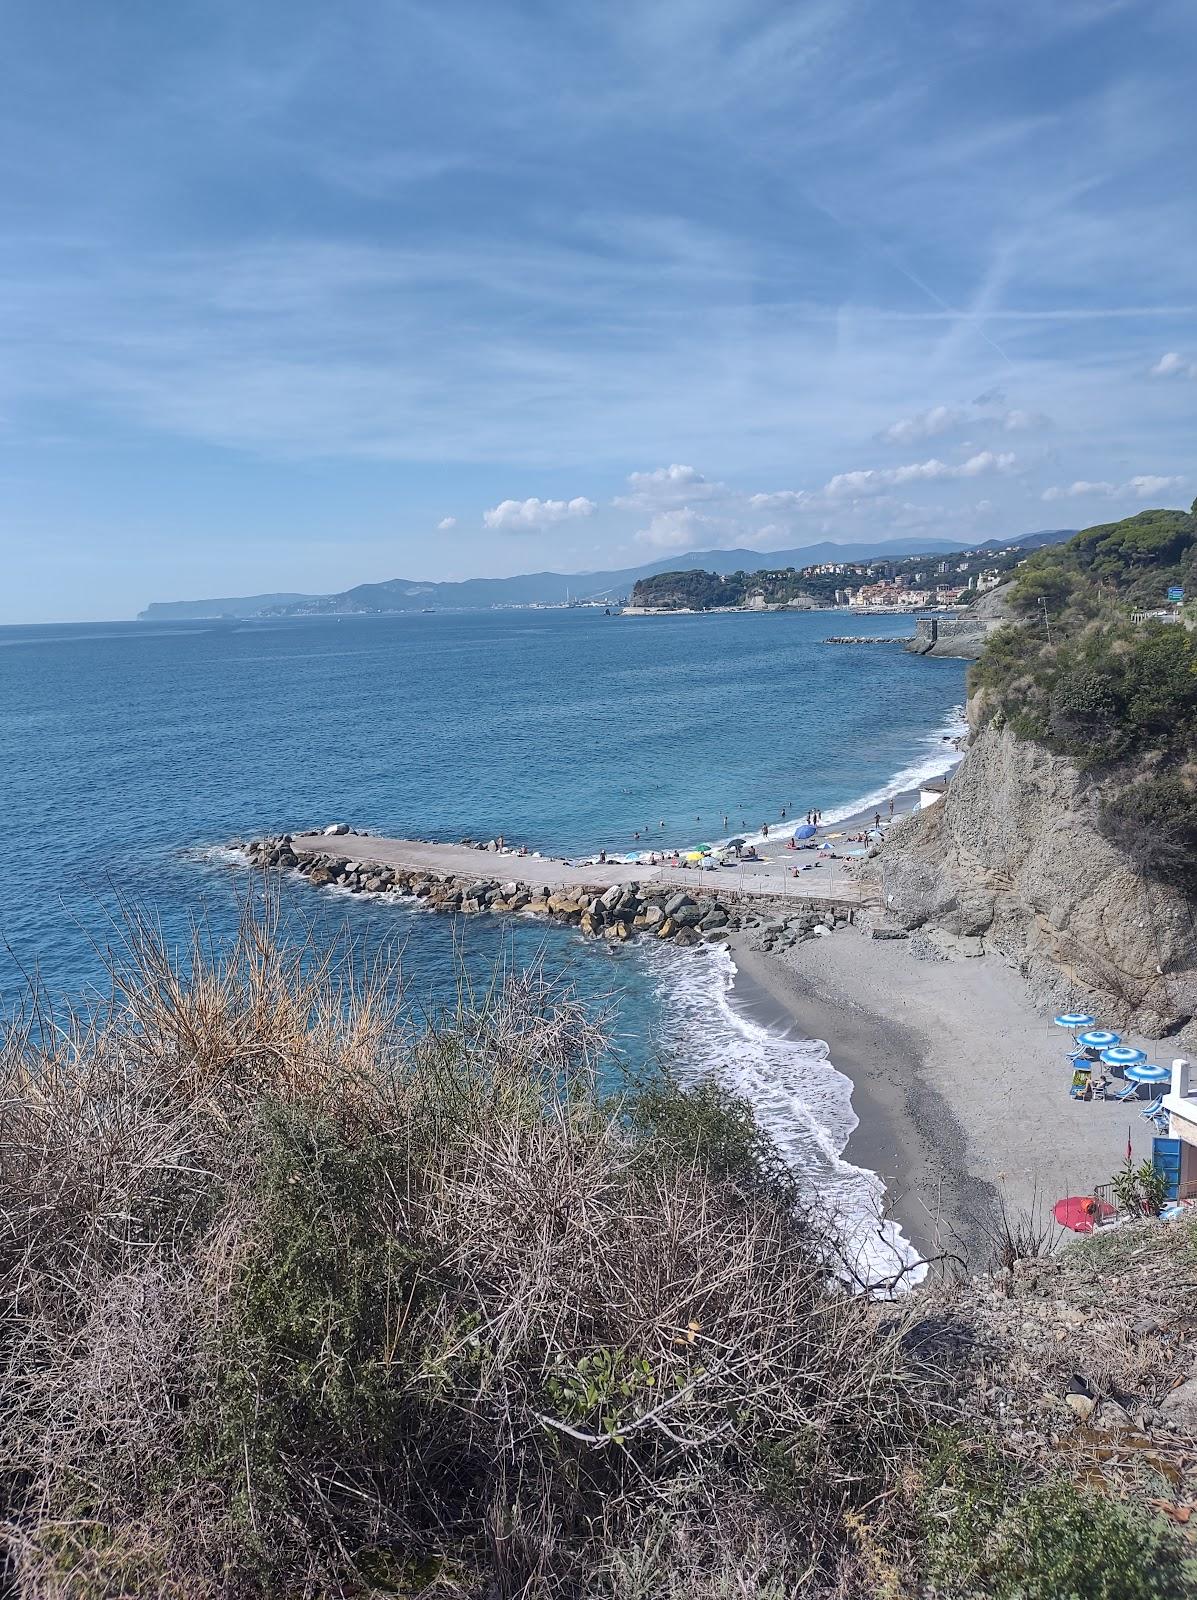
[726,936,997,1268]
[725,928,1155,1274]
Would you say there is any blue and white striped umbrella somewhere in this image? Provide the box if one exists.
[1100,1046,1147,1068]
[1123,1061,1170,1085]
[1054,1013,1096,1029]
[1076,1030,1120,1049]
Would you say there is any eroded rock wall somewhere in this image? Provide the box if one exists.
[866,719,1197,1041]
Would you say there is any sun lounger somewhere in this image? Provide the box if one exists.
[1139,1095,1164,1120]
[1109,1082,1139,1103]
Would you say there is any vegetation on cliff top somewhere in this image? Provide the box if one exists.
[2,900,1195,1597]
[970,499,1197,894]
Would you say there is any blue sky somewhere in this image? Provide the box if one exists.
[2,0,1195,621]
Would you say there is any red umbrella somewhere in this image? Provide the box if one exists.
[1053,1195,1116,1233]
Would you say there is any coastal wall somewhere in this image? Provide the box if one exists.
[903,613,999,660]
[904,586,1013,660]
[862,718,1197,1042]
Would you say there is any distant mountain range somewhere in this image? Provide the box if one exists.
[137,530,1077,620]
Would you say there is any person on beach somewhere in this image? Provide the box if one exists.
[762,821,769,837]
[874,812,881,828]
[888,797,895,819]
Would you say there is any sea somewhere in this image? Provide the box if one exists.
[1,607,966,1284]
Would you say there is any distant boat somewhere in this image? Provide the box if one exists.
[421,607,435,613]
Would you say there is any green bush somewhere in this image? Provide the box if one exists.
[918,1434,1197,1599]
[970,500,1197,895]
[1099,774,1197,896]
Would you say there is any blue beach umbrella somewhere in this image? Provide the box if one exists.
[1076,1030,1120,1049]
[1099,1046,1147,1068]
[1054,1013,1096,1029]
[794,823,817,839]
[1122,1061,1171,1085]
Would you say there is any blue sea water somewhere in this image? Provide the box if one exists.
[1,608,965,1278]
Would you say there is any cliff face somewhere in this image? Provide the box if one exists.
[867,715,1197,1041]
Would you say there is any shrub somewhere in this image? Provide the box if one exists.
[0,904,934,1597]
[970,501,1197,895]
[917,1434,1197,1599]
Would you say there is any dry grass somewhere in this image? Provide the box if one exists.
[0,897,937,1598]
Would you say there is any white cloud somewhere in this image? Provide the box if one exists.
[633,508,709,549]
[880,405,969,444]
[1150,351,1197,378]
[436,515,457,530]
[483,495,596,530]
[1041,474,1185,502]
[825,451,1017,498]
[1000,408,1048,431]
[880,403,1047,445]
[748,488,813,511]
[614,463,725,511]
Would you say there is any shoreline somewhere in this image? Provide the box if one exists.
[724,927,1154,1274]
[725,934,995,1267]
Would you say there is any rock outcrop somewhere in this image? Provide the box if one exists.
[859,718,1197,1041]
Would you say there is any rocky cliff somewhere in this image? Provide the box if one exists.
[862,713,1197,1042]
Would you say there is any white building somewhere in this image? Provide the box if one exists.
[1162,1058,1197,1199]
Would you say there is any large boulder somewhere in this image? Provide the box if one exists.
[322,822,350,836]
[665,892,696,918]
[670,903,705,928]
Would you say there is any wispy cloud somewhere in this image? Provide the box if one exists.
[1041,474,1185,502]
[436,516,457,530]
[2,0,1196,618]
[633,508,713,549]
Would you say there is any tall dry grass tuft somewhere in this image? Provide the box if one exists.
[0,895,939,1598]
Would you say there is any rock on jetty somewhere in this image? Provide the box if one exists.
[241,835,854,949]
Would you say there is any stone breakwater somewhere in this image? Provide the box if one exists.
[242,835,859,949]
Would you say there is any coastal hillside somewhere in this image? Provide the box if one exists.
[867,500,1197,1040]
[2,910,1194,1599]
[628,541,1044,613]
[138,533,1075,620]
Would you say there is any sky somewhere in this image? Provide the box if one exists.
[1,0,1195,622]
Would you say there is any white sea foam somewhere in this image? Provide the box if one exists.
[819,704,969,826]
[640,937,925,1295]
[712,705,968,852]
[188,843,251,868]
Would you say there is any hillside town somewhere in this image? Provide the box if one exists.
[628,541,1025,613]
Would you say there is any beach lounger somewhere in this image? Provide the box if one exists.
[1138,1095,1164,1120]
[1109,1082,1139,1103]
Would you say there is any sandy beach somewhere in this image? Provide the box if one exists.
[727,927,1156,1270]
